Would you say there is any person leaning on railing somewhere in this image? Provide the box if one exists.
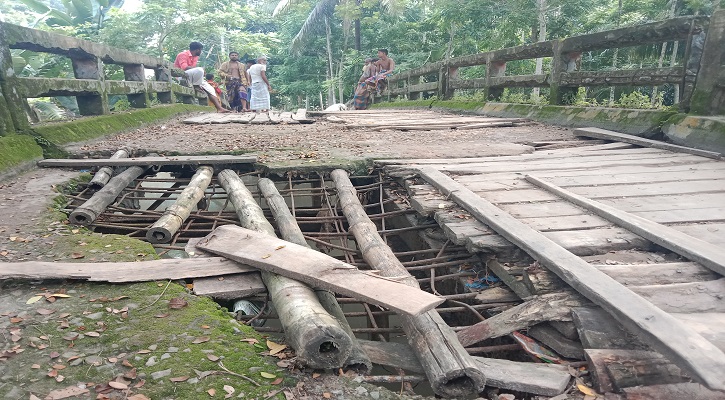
[173,41,229,113]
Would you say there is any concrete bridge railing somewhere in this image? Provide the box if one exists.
[0,22,206,135]
[387,10,725,117]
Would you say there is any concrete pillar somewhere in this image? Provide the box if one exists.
[550,40,581,105]
[441,66,458,100]
[123,63,150,108]
[409,75,420,100]
[689,10,724,115]
[0,23,28,134]
[485,60,506,101]
[155,67,175,104]
[71,56,109,115]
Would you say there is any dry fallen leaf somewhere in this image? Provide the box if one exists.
[9,317,23,323]
[134,379,146,388]
[49,352,60,359]
[275,245,285,250]
[271,377,284,385]
[201,325,210,329]
[36,308,56,315]
[267,340,287,356]
[128,395,151,400]
[31,364,41,369]
[124,368,138,380]
[52,364,66,370]
[192,336,210,344]
[323,393,331,399]
[154,313,170,318]
[261,254,271,259]
[577,383,598,397]
[260,372,276,379]
[26,295,43,304]
[223,384,235,398]
[85,331,101,337]
[47,369,58,378]
[240,338,259,345]
[45,385,89,399]
[312,372,321,379]
[51,294,71,298]
[170,376,189,382]
[207,354,220,362]
[108,381,129,390]
[122,359,134,367]
[207,388,216,396]
[137,350,151,354]
[71,252,84,259]
[168,297,188,309]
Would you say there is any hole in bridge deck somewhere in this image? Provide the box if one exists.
[60,169,525,397]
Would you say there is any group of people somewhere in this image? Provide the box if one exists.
[174,42,272,113]
[175,42,395,113]
[353,49,395,110]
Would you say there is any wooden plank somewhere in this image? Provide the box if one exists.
[671,313,725,353]
[292,108,314,123]
[0,258,256,282]
[250,112,270,124]
[193,273,266,300]
[528,323,585,359]
[572,307,650,350]
[357,340,571,396]
[620,383,725,400]
[595,262,718,286]
[267,111,281,123]
[527,175,725,276]
[196,225,445,316]
[418,166,725,391]
[38,155,257,168]
[279,111,299,124]
[574,127,723,159]
[183,113,219,124]
[585,349,691,392]
[628,279,725,313]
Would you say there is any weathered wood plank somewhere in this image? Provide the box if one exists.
[585,349,692,393]
[418,166,725,391]
[197,225,444,316]
[671,313,725,353]
[292,108,314,123]
[357,339,571,396]
[193,273,266,300]
[574,127,723,159]
[527,175,725,276]
[528,323,585,359]
[0,258,256,282]
[629,279,725,313]
[620,382,725,400]
[250,112,270,124]
[572,307,650,351]
[595,262,718,286]
[38,155,257,167]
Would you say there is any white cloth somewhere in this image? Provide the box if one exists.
[248,64,266,84]
[250,81,270,110]
[184,67,217,98]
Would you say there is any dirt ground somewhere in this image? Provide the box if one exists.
[1,110,580,399]
[64,111,575,163]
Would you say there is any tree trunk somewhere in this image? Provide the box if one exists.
[69,154,157,226]
[88,148,129,190]
[146,166,213,244]
[216,170,352,369]
[325,15,336,105]
[330,169,486,398]
[533,0,547,98]
[258,177,372,373]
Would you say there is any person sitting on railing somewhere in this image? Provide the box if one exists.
[174,42,229,113]
[373,49,395,95]
[353,57,379,110]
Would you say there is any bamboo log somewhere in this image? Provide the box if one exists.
[216,169,352,369]
[330,169,486,398]
[88,148,129,190]
[69,153,157,226]
[146,166,213,244]
[257,177,372,373]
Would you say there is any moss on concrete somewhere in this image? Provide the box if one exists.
[0,134,44,175]
[662,114,725,154]
[32,104,209,146]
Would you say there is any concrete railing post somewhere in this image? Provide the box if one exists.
[485,59,506,101]
[123,63,150,108]
[409,75,420,100]
[71,56,109,115]
[550,40,580,105]
[441,66,458,100]
[155,67,175,104]
[0,23,29,134]
[689,10,724,115]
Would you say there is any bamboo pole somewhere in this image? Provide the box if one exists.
[88,148,129,190]
[69,153,157,226]
[330,169,486,398]
[146,166,214,244]
[257,177,372,373]
[217,169,352,369]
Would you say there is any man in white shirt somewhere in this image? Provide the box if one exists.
[248,56,272,112]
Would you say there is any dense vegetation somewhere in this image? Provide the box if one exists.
[1,0,723,112]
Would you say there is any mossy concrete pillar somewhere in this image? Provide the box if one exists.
[71,56,109,115]
[550,40,581,105]
[0,23,29,134]
[408,75,420,100]
[123,63,150,108]
[155,67,175,104]
[690,10,725,115]
[441,66,458,100]
[485,60,506,101]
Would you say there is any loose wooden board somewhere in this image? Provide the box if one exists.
[418,166,725,391]
[38,155,257,168]
[574,127,723,159]
[357,339,571,396]
[0,257,256,282]
[196,225,444,316]
[193,273,266,299]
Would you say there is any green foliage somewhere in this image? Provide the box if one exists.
[563,87,600,107]
[616,91,658,109]
[111,97,132,111]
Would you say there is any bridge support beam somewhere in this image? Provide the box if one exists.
[155,67,175,104]
[0,24,29,134]
[550,42,580,105]
[71,56,109,116]
[485,61,506,101]
[124,64,150,108]
[690,9,725,115]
